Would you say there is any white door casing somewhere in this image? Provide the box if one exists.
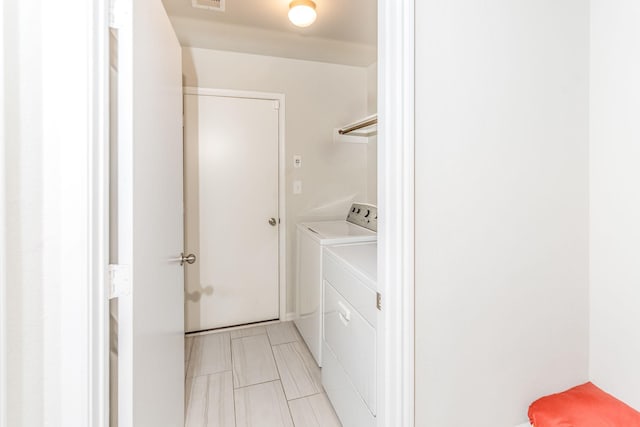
[378,0,415,426]
[114,0,184,426]
[183,89,284,332]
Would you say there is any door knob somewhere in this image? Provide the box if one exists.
[268,218,277,226]
[179,253,197,266]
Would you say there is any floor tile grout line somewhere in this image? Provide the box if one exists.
[270,340,285,395]
[228,334,240,427]
[286,392,325,403]
[265,324,274,346]
[285,390,324,402]
[273,340,298,347]
[203,374,210,427]
[274,379,297,426]
[230,331,268,343]
[230,370,238,427]
[233,378,287,392]
[187,369,234,380]
[230,332,237,391]
[185,337,193,380]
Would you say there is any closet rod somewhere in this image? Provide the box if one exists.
[338,115,377,135]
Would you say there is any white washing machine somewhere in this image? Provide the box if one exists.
[295,203,377,366]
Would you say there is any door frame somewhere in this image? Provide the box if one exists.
[378,0,415,426]
[0,0,6,421]
[183,87,288,323]
[57,0,415,425]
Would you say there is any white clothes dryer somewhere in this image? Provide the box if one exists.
[322,242,378,426]
[294,203,377,366]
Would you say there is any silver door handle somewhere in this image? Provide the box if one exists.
[171,253,196,266]
[268,218,277,226]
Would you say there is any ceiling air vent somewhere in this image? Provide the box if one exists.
[192,0,225,12]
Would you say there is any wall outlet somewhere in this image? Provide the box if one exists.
[293,155,302,168]
[293,180,302,194]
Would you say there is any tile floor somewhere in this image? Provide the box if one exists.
[184,321,342,427]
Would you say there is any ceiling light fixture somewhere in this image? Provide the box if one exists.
[288,0,317,28]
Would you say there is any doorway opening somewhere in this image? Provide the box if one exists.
[105,1,414,426]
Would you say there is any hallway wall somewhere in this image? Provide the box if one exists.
[414,1,591,425]
[2,0,100,424]
[366,62,377,205]
[589,0,640,409]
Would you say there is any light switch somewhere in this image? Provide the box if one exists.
[293,180,302,194]
[293,155,302,168]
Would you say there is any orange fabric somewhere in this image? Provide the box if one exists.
[528,382,640,427]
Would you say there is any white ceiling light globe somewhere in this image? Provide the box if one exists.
[288,0,317,28]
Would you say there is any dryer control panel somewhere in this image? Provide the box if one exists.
[346,203,378,232]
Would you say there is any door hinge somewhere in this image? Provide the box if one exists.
[376,292,382,311]
[108,264,131,299]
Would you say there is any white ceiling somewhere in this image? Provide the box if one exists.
[162,0,377,66]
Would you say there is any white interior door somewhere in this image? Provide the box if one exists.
[184,93,280,332]
[113,0,184,425]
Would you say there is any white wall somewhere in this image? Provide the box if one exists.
[366,62,377,204]
[182,48,371,313]
[367,62,377,115]
[2,0,106,425]
[414,1,590,425]
[589,0,640,410]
